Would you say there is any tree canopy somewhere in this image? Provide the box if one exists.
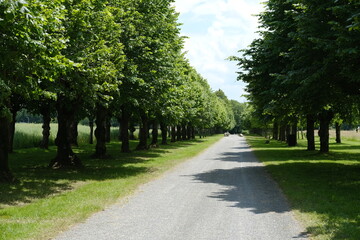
[0,0,240,182]
[232,0,360,152]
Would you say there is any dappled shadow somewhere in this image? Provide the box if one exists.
[190,164,290,214]
[213,150,258,163]
[0,164,148,208]
[265,162,360,240]
[189,160,359,238]
[1,138,203,208]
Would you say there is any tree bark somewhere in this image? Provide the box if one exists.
[288,122,298,147]
[151,120,159,146]
[318,111,334,153]
[279,124,286,142]
[285,124,291,143]
[89,116,94,144]
[93,104,107,158]
[306,114,316,151]
[0,116,16,182]
[335,122,341,144]
[40,106,51,149]
[8,95,22,153]
[69,120,79,147]
[120,106,131,153]
[182,124,187,140]
[160,121,167,145]
[186,124,192,140]
[129,122,136,140]
[176,125,182,141]
[106,118,111,143]
[8,108,17,153]
[171,126,176,142]
[49,100,82,169]
[273,121,279,140]
[136,112,148,150]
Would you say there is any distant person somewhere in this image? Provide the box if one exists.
[357,127,359,133]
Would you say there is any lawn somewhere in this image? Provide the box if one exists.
[245,132,360,240]
[1,129,222,240]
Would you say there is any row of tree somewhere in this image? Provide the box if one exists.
[0,0,241,182]
[232,0,360,151]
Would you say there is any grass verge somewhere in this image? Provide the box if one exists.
[245,135,360,240]
[0,135,222,240]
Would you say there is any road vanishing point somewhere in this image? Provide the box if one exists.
[56,135,308,240]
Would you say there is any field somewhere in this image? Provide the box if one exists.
[13,123,120,149]
[246,131,360,240]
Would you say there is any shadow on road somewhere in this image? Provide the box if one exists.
[190,165,290,214]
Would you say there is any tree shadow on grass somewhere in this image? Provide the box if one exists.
[0,164,149,208]
[265,162,360,240]
[1,138,203,208]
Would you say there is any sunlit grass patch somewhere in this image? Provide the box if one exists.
[245,135,360,240]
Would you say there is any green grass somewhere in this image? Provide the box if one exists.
[13,123,121,149]
[0,134,222,240]
[245,135,360,240]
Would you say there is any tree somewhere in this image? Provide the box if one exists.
[0,0,64,181]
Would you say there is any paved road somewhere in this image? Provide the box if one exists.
[55,135,308,240]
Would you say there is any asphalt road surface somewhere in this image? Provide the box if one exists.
[55,135,308,240]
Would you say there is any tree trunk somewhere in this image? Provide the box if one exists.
[306,114,315,151]
[106,118,111,143]
[279,124,286,142]
[288,122,298,147]
[151,120,158,146]
[160,121,167,145]
[176,125,182,141]
[335,123,341,144]
[171,126,176,142]
[0,116,16,182]
[182,124,187,140]
[191,126,195,139]
[129,122,136,140]
[186,124,192,140]
[8,95,22,153]
[307,117,315,149]
[8,108,17,153]
[49,100,82,169]
[136,112,148,150]
[40,106,51,149]
[318,112,333,153]
[168,126,171,138]
[120,106,131,153]
[89,116,94,144]
[93,104,107,158]
[273,121,279,140]
[69,120,79,146]
[285,125,290,143]
[318,111,334,153]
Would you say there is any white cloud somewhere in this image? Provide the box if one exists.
[174,0,264,102]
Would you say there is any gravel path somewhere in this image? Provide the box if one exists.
[55,135,308,240]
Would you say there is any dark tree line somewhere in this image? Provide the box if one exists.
[232,0,360,152]
[0,0,242,182]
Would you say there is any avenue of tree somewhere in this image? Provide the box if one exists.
[232,0,360,152]
[0,0,244,182]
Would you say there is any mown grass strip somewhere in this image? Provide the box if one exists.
[245,135,360,240]
[0,135,222,240]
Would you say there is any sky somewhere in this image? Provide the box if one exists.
[173,0,264,102]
